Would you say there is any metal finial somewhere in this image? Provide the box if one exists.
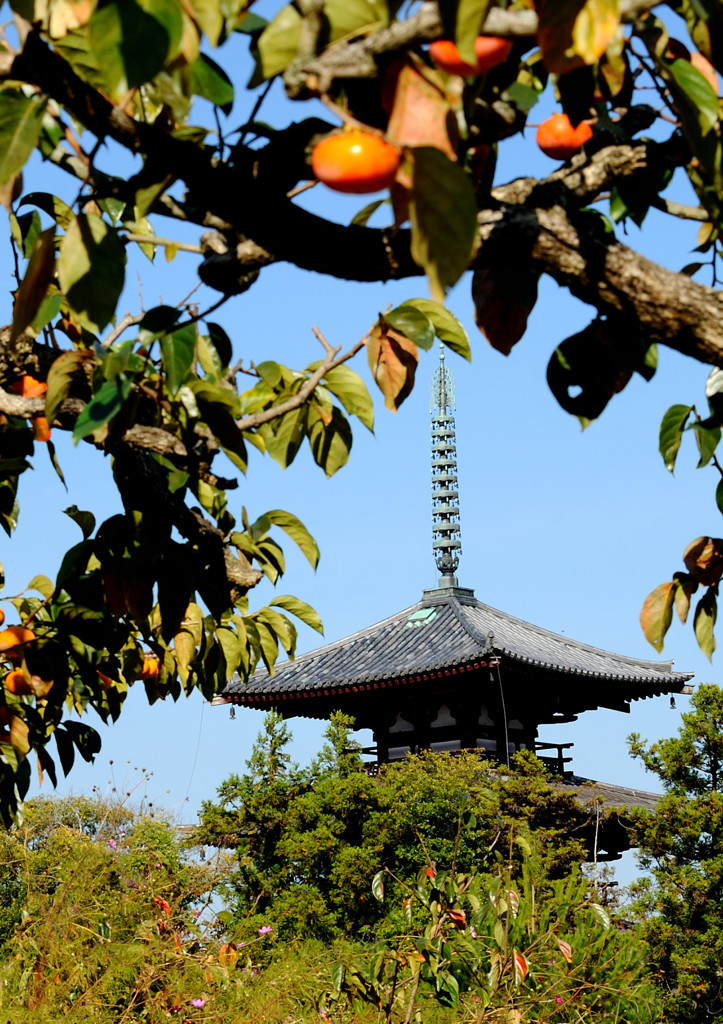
[430,344,461,582]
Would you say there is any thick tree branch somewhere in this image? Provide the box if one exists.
[288,0,663,88]
[4,31,722,369]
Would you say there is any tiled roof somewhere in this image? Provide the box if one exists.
[223,585,693,701]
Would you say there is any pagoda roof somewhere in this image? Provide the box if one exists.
[223,584,693,706]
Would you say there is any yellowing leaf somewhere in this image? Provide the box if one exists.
[537,0,618,73]
[572,0,619,65]
[640,581,675,653]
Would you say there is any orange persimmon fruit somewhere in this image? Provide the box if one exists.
[536,113,593,161]
[311,131,401,194]
[139,656,160,682]
[429,36,512,77]
[0,625,35,659]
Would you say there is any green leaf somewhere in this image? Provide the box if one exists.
[88,0,184,94]
[668,56,720,137]
[63,504,96,539]
[265,509,320,568]
[323,0,388,40]
[694,587,717,661]
[410,147,479,302]
[13,210,42,258]
[10,226,56,345]
[26,574,54,598]
[372,870,385,902]
[331,962,345,991]
[640,581,675,653]
[321,364,374,431]
[253,4,301,82]
[191,52,234,113]
[20,191,74,229]
[659,404,693,473]
[695,422,721,468]
[58,214,127,333]
[197,333,224,380]
[139,304,181,344]
[308,405,353,477]
[216,624,242,675]
[384,306,435,350]
[256,606,296,654]
[270,594,323,634]
[207,322,232,368]
[350,199,387,227]
[73,376,132,442]
[262,405,308,469]
[187,0,223,45]
[0,91,47,185]
[398,298,471,360]
[160,323,197,395]
[589,902,611,929]
[64,720,102,762]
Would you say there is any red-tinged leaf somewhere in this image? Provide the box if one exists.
[536,0,586,74]
[557,937,573,963]
[366,322,418,411]
[472,264,539,355]
[683,536,723,586]
[513,950,528,983]
[154,896,171,915]
[10,226,56,344]
[386,56,459,166]
[448,908,466,927]
[640,582,675,653]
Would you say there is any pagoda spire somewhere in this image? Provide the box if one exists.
[431,344,462,586]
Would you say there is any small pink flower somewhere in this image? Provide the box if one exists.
[258,925,273,935]
[191,998,206,1008]
[555,996,564,1004]
[108,839,117,850]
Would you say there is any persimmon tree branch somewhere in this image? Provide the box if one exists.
[287,0,663,90]
[5,30,723,370]
[235,329,366,431]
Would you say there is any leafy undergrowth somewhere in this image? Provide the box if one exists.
[0,790,660,1024]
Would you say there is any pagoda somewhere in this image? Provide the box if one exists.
[222,348,693,776]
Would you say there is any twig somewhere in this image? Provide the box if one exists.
[650,196,709,221]
[286,180,318,199]
[124,233,203,254]
[236,328,365,432]
[238,80,274,147]
[101,312,145,349]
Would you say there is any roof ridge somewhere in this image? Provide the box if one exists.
[466,597,680,673]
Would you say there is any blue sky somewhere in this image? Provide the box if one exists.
[0,4,718,850]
